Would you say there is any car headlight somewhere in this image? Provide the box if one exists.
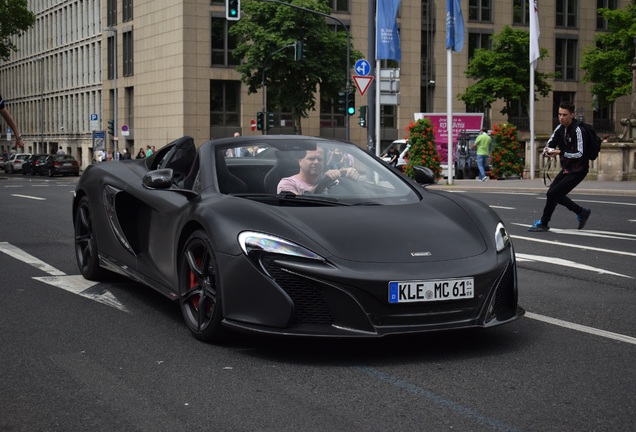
[238,231,324,261]
[495,222,510,252]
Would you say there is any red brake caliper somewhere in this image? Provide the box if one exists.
[189,258,201,309]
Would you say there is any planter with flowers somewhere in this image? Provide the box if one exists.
[403,118,442,180]
[490,123,524,179]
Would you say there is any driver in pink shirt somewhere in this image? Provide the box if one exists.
[277,148,358,195]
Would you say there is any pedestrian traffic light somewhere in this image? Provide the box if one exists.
[358,106,367,128]
[267,112,275,130]
[347,91,356,116]
[337,92,347,114]
[226,0,240,21]
[256,111,264,131]
[107,120,114,136]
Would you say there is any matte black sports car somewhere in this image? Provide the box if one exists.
[73,135,523,342]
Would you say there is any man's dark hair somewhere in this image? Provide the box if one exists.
[559,101,575,113]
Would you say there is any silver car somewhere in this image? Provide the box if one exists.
[4,153,32,173]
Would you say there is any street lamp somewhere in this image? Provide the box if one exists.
[103,26,118,159]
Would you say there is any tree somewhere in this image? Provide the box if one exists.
[229,0,362,134]
[459,26,552,120]
[0,0,36,61]
[581,1,636,106]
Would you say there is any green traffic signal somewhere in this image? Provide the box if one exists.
[346,91,355,116]
[256,111,264,131]
[226,0,240,21]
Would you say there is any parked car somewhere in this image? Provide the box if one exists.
[73,135,522,343]
[22,154,49,176]
[454,130,492,180]
[4,153,32,173]
[42,154,80,176]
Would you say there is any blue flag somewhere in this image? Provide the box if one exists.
[376,0,401,61]
[446,0,464,52]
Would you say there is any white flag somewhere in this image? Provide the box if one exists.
[529,0,540,66]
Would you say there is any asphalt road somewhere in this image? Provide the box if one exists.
[1,173,634,432]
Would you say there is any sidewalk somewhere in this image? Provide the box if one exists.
[429,177,636,196]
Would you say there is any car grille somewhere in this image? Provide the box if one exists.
[261,257,334,325]
[493,260,517,321]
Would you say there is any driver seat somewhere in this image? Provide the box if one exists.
[263,150,304,193]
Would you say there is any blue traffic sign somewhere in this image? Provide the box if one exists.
[355,59,371,77]
[90,114,98,121]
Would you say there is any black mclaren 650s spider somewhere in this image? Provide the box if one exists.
[73,135,523,342]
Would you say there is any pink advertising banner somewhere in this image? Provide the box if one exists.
[414,113,484,145]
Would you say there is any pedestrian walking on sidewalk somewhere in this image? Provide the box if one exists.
[472,128,491,181]
[528,101,591,232]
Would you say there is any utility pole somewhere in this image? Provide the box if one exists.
[103,27,118,159]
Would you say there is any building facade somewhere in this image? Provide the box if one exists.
[0,0,631,168]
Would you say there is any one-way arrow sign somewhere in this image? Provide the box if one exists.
[352,75,374,97]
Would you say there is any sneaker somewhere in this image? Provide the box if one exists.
[528,220,550,232]
[480,176,486,182]
[577,208,591,230]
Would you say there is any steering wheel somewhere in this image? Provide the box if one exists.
[314,177,364,196]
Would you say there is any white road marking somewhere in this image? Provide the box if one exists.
[10,194,46,200]
[525,312,636,346]
[0,242,128,312]
[0,242,65,275]
[511,223,636,241]
[511,234,636,258]
[516,253,632,278]
[536,197,636,206]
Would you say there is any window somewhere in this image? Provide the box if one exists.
[123,0,133,22]
[513,0,529,25]
[106,35,116,80]
[593,99,613,132]
[320,94,345,128]
[468,32,491,60]
[107,0,117,27]
[381,105,396,129]
[210,80,241,126]
[555,38,578,81]
[556,0,577,28]
[596,0,618,30]
[330,0,350,13]
[468,0,492,22]
[211,17,239,67]
[123,30,133,77]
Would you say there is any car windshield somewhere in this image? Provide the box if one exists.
[215,139,421,205]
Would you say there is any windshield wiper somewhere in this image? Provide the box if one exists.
[276,192,348,206]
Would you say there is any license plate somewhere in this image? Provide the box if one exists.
[388,278,474,303]
[63,162,71,166]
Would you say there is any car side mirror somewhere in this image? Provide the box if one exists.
[412,165,437,185]
[143,168,200,200]
[143,168,174,189]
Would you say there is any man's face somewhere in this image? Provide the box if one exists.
[299,149,325,177]
[558,107,574,127]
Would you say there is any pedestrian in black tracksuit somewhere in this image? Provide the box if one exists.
[529,101,591,232]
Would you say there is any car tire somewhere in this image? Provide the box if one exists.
[74,195,106,281]
[179,230,225,342]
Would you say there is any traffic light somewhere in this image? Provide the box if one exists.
[107,120,114,136]
[337,92,347,114]
[226,0,240,21]
[346,91,356,116]
[256,111,264,131]
[267,112,275,130]
[358,106,367,128]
